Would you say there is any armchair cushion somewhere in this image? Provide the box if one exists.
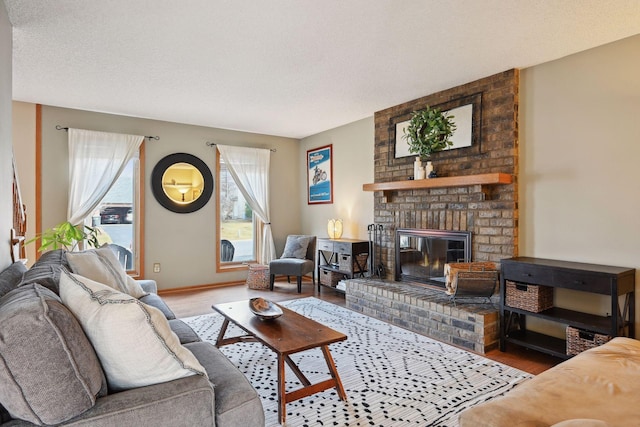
[269,258,314,276]
[280,235,312,259]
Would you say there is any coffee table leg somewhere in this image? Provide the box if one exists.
[321,345,347,401]
[285,356,311,386]
[215,318,230,347]
[278,354,286,424]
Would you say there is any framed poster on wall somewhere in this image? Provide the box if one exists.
[307,144,333,204]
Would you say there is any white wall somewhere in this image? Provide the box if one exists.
[299,117,375,243]
[520,34,640,334]
[35,105,300,290]
[0,5,12,269]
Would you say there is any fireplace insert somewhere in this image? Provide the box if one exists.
[395,229,471,288]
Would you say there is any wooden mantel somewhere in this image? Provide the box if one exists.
[362,173,512,202]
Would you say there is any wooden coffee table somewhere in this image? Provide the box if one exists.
[212,300,347,424]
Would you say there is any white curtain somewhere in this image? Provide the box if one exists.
[217,144,275,264]
[67,128,144,225]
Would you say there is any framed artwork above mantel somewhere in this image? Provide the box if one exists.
[388,92,483,166]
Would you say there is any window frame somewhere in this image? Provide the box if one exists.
[131,143,145,277]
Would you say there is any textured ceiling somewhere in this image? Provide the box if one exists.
[5,0,640,139]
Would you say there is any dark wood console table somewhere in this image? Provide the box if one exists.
[500,257,635,359]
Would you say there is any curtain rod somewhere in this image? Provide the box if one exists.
[55,125,160,141]
[206,141,276,152]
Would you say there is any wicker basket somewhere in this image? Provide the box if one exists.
[566,326,611,356]
[246,264,270,290]
[338,253,369,273]
[505,280,553,312]
[320,268,344,288]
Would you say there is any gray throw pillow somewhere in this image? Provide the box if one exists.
[280,235,311,259]
[0,284,106,425]
[0,261,27,299]
[18,249,70,294]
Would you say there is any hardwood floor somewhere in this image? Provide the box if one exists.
[161,279,561,375]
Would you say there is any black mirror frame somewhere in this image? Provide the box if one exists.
[151,153,214,214]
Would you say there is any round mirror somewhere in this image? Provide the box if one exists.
[151,153,213,213]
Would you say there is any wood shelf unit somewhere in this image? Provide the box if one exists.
[362,173,512,202]
[500,257,635,360]
[317,238,369,294]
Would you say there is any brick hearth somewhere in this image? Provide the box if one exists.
[345,279,499,354]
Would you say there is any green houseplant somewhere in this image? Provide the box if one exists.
[403,106,457,158]
[27,221,101,252]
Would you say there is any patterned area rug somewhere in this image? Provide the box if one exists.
[183,297,531,426]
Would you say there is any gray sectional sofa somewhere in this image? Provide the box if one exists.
[0,249,264,427]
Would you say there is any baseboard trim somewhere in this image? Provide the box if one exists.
[158,281,244,295]
[158,275,314,295]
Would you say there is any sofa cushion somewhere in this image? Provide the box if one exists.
[169,319,201,344]
[18,249,69,294]
[139,292,176,320]
[0,284,106,425]
[59,269,207,392]
[551,420,610,427]
[281,235,311,259]
[0,261,27,298]
[184,342,264,427]
[65,246,147,298]
[458,337,640,426]
[137,278,158,294]
[0,404,10,424]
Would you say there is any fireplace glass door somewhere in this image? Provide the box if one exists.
[395,229,471,287]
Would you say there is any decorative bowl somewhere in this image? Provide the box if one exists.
[248,298,283,320]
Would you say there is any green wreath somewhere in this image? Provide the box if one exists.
[403,106,456,158]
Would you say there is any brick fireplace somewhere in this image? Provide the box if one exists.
[345,70,519,353]
[369,69,519,277]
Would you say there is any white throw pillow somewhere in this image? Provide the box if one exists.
[59,269,207,392]
[66,246,147,298]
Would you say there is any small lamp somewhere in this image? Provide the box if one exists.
[327,219,343,239]
[176,185,191,201]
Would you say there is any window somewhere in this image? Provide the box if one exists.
[87,146,144,276]
[217,151,256,269]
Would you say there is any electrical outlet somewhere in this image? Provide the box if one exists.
[153,263,161,273]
